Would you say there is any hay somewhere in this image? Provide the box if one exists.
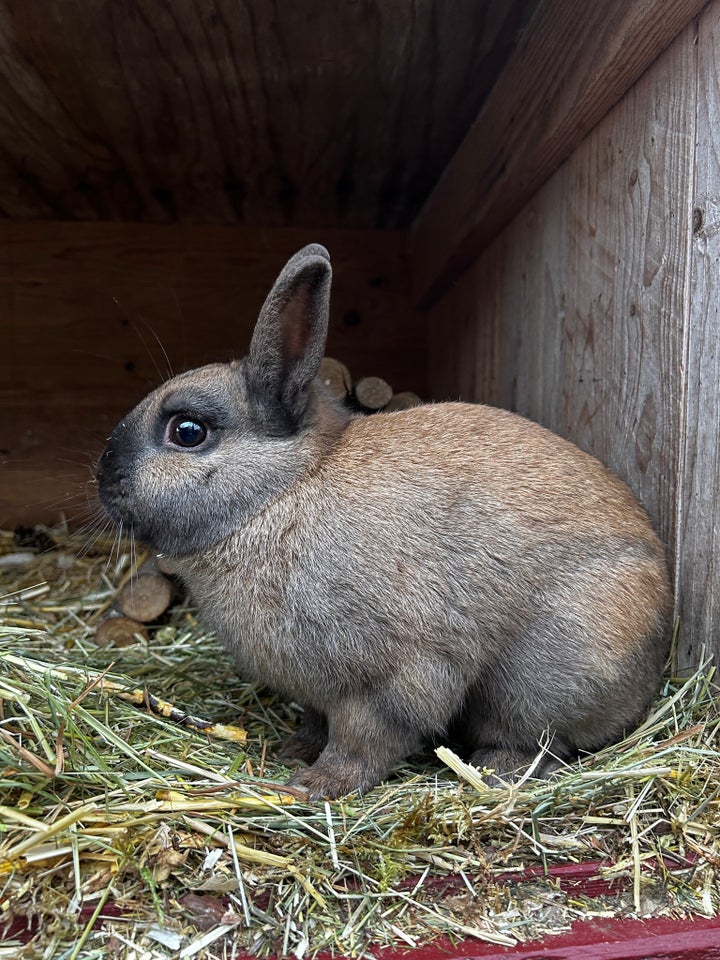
[0,526,718,959]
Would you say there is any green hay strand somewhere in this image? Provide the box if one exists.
[0,527,718,958]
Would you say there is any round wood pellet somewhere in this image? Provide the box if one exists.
[354,376,393,411]
[318,357,353,400]
[117,573,173,623]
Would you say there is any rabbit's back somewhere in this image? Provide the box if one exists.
[332,402,660,543]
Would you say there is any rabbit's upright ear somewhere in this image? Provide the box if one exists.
[245,244,332,432]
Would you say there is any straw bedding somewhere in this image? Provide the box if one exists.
[1,526,718,959]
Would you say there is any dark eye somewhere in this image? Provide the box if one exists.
[168,416,208,448]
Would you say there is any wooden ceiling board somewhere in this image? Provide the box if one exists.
[0,0,535,227]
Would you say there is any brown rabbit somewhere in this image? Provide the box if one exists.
[96,244,672,799]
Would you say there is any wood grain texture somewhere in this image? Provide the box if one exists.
[426,25,702,660]
[428,165,568,423]
[0,222,422,527]
[0,0,532,229]
[560,30,695,560]
[379,912,720,960]
[503,172,568,437]
[676,4,720,671]
[411,0,706,308]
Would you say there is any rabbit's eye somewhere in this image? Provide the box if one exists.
[168,417,208,448]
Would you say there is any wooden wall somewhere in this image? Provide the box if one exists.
[423,12,719,671]
[0,224,422,528]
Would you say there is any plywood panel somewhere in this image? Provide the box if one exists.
[676,5,720,671]
[492,169,569,432]
[0,0,532,229]
[561,30,695,558]
[427,227,509,410]
[426,24,702,661]
[0,223,422,528]
[411,0,705,308]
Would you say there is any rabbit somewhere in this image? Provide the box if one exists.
[96,243,672,800]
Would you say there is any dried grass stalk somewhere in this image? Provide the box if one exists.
[1,527,718,958]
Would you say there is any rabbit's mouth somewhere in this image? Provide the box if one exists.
[97,480,159,550]
[96,445,137,526]
[97,476,134,529]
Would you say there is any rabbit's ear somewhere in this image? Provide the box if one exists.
[245,244,332,431]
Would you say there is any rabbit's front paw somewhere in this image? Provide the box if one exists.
[287,758,376,800]
[286,700,418,799]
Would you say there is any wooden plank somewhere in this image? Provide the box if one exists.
[426,229,506,408]
[0,222,420,386]
[425,24,701,659]
[375,914,720,960]
[426,256,482,402]
[0,0,531,228]
[411,0,706,308]
[489,168,569,430]
[0,223,422,528]
[560,28,696,565]
[675,4,720,672]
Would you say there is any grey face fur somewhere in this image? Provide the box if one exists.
[97,243,672,800]
[97,362,318,555]
[97,245,339,555]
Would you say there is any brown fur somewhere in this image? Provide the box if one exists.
[96,245,672,799]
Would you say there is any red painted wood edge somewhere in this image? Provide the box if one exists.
[348,860,719,960]
[5,858,717,960]
[372,914,720,960]
[8,910,717,960]
[399,856,696,907]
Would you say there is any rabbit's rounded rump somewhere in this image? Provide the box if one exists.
[97,244,671,799]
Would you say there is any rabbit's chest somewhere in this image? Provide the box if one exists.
[181,531,321,696]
